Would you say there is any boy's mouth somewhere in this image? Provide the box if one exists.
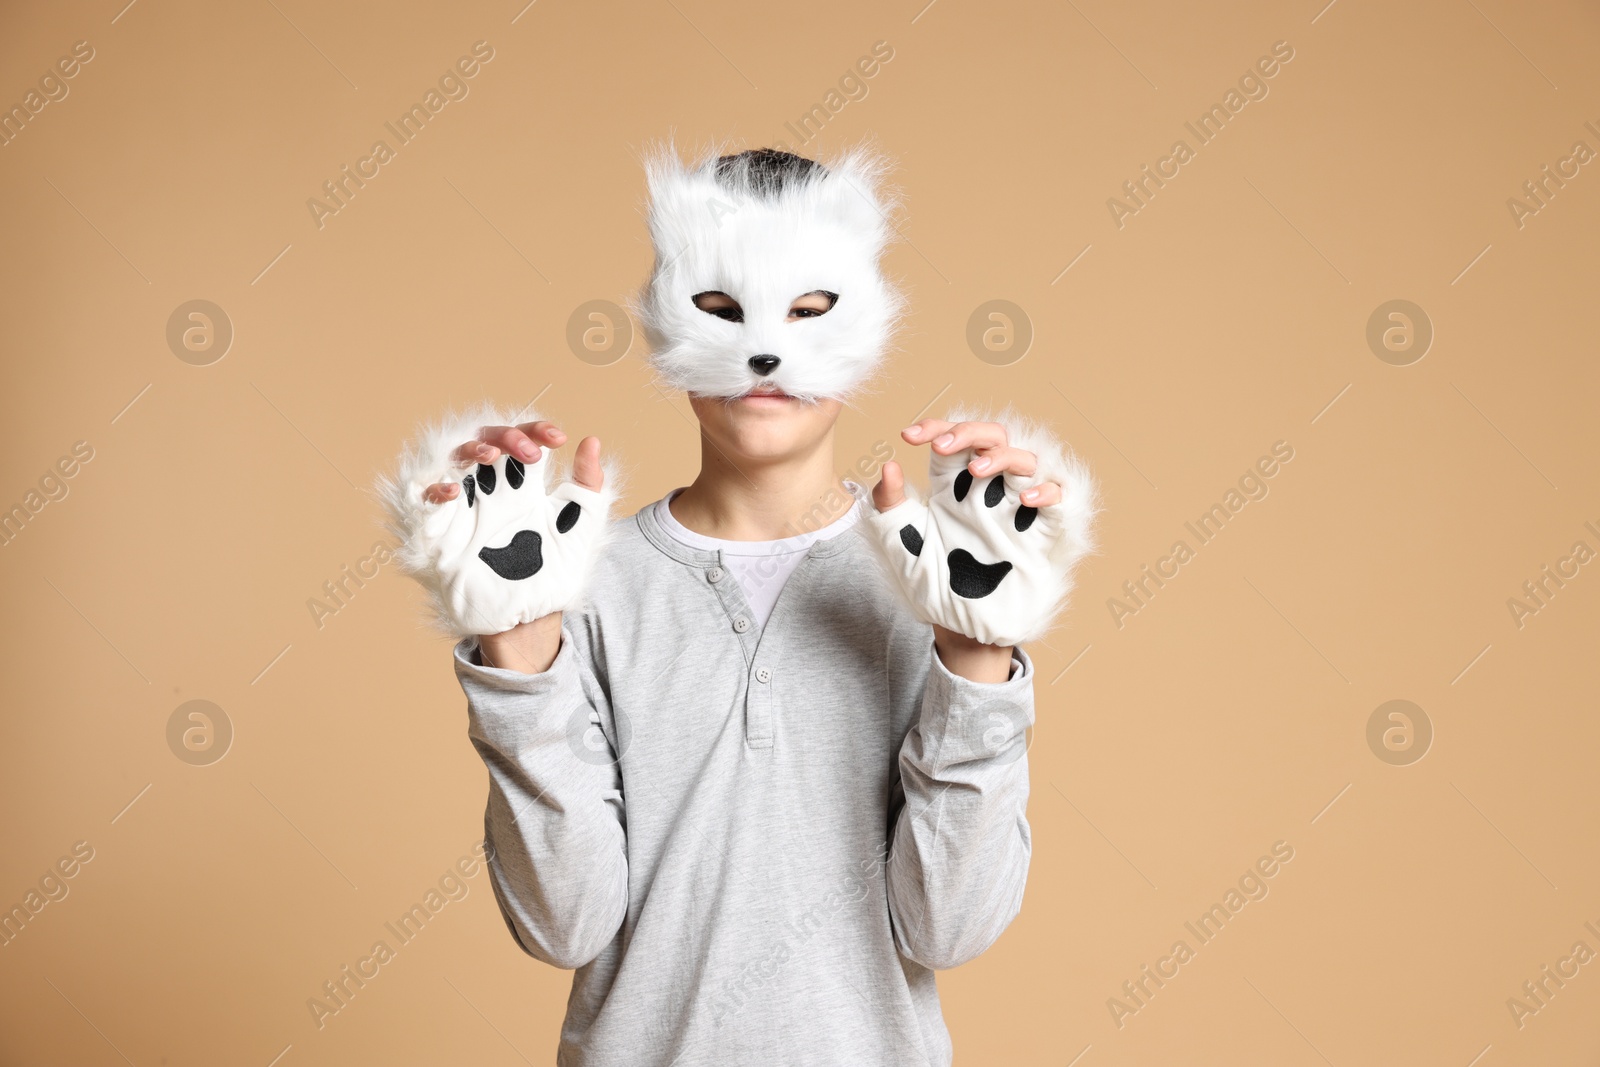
[739,386,795,403]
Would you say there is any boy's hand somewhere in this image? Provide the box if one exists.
[377,405,623,640]
[878,419,1059,677]
[862,406,1099,649]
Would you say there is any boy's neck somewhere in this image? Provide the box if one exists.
[669,433,856,542]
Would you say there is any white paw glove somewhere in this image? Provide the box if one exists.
[860,404,1099,647]
[376,403,623,637]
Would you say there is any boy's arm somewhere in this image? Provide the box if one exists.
[455,619,628,970]
[884,628,1035,970]
[378,407,629,968]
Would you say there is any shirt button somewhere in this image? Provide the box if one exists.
[755,667,771,683]
[708,567,724,583]
[733,616,750,633]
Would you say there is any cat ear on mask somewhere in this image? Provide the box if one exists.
[639,148,716,269]
[804,148,899,259]
[638,140,900,262]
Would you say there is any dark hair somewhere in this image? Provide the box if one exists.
[713,148,826,199]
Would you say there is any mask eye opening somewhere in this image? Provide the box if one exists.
[789,290,839,319]
[692,290,744,323]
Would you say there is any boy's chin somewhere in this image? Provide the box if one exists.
[689,391,842,456]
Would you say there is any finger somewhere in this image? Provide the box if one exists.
[423,482,461,505]
[515,420,568,448]
[901,418,954,444]
[873,459,906,510]
[1019,481,1062,507]
[481,425,541,463]
[967,445,1037,479]
[449,421,565,467]
[452,439,498,465]
[570,436,604,491]
[926,420,1010,455]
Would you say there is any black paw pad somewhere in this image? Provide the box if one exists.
[953,470,973,502]
[899,524,924,557]
[984,475,1005,508]
[948,548,1013,599]
[463,474,476,507]
[476,463,497,495]
[506,456,525,490]
[1014,505,1037,532]
[556,501,581,533]
[479,530,543,580]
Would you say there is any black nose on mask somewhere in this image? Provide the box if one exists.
[748,355,780,376]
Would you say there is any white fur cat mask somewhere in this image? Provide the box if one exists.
[632,145,907,403]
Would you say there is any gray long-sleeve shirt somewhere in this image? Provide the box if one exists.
[454,491,1037,1066]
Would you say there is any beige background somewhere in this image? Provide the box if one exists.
[2,0,1597,1063]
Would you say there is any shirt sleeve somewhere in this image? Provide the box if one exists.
[454,623,629,970]
[885,638,1035,970]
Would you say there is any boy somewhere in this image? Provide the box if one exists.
[380,146,1097,1065]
